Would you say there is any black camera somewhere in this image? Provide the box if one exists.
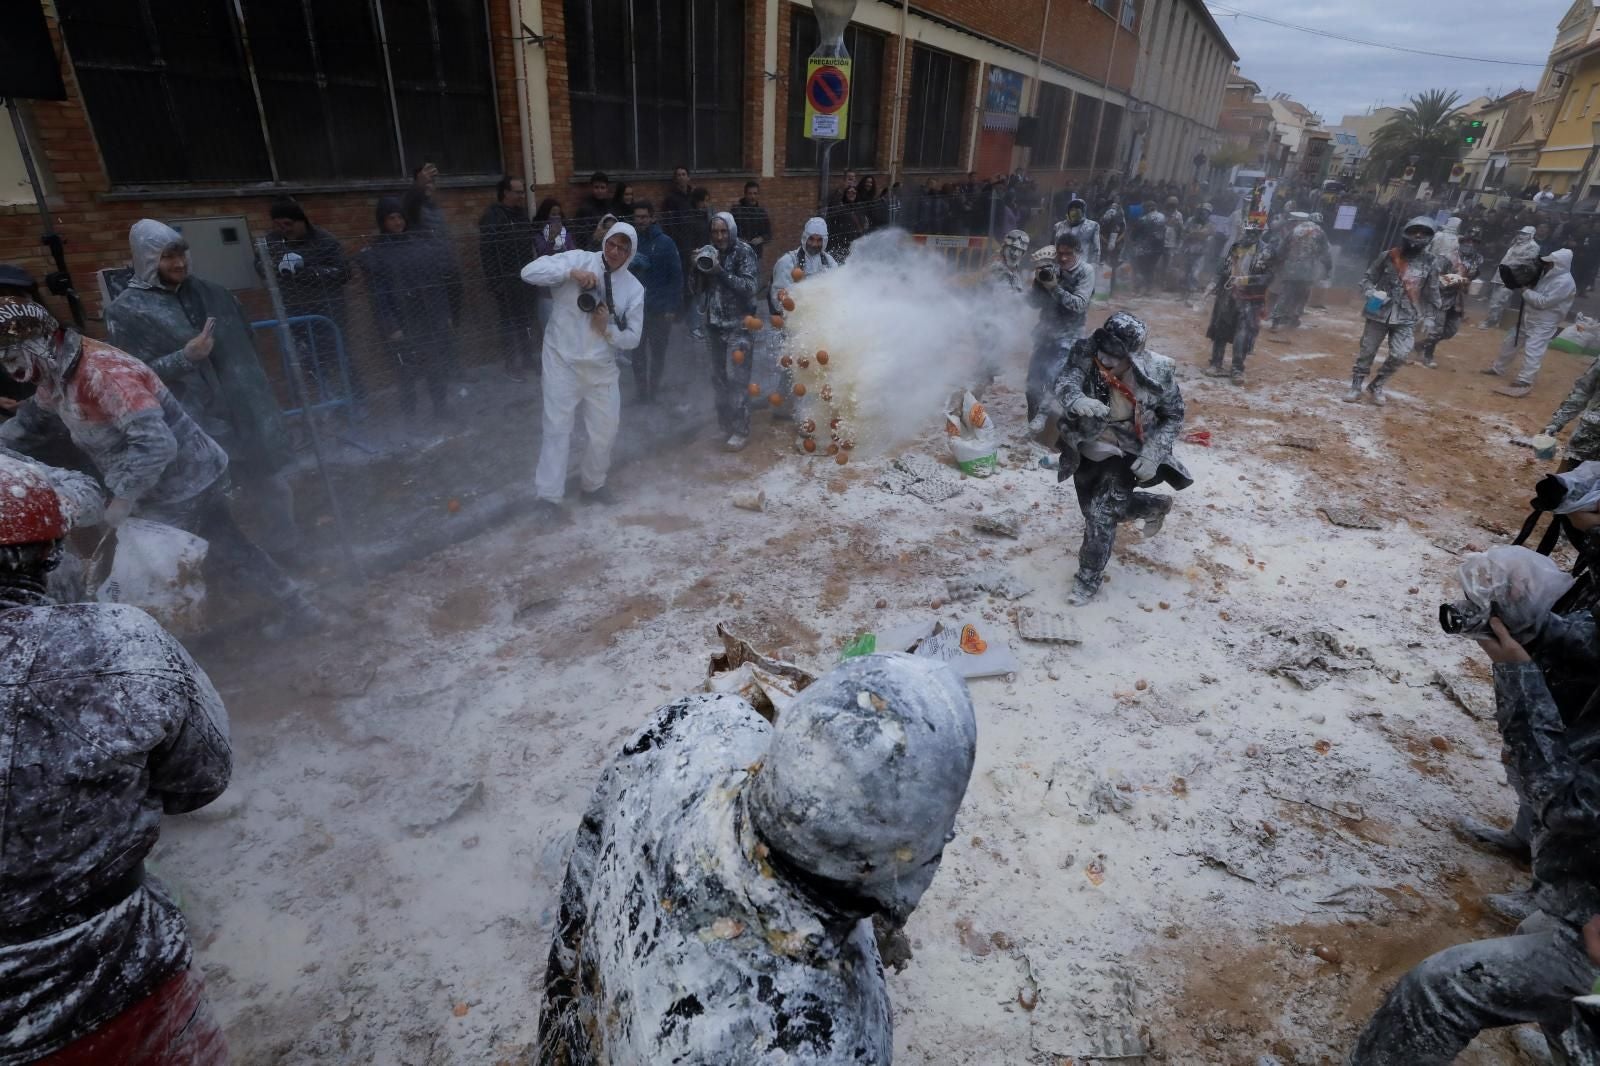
[577,291,599,313]
[1438,598,1494,637]
[1036,262,1059,284]
[694,245,719,273]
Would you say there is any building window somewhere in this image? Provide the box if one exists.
[1035,82,1071,168]
[1092,0,1114,13]
[905,45,971,169]
[1097,102,1123,168]
[1067,94,1099,166]
[57,0,501,185]
[1584,83,1600,117]
[565,0,745,173]
[785,14,884,171]
[1121,0,1137,31]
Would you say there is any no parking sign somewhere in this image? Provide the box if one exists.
[803,57,852,141]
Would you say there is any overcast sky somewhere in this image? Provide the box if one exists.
[1204,0,1572,126]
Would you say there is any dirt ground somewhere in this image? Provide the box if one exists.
[157,286,1590,1065]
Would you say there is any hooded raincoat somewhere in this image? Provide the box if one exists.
[521,221,644,501]
[697,213,761,439]
[1054,198,1102,267]
[1493,248,1578,386]
[0,600,231,1063]
[770,218,838,310]
[105,220,291,477]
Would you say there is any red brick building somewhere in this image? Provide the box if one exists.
[1,0,1149,322]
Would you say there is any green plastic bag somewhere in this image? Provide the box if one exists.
[841,633,877,659]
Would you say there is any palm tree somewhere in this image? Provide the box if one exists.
[1364,89,1467,186]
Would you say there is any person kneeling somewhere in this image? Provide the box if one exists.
[1050,311,1191,605]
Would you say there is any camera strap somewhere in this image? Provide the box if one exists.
[603,268,628,333]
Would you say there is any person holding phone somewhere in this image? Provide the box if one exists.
[107,220,300,551]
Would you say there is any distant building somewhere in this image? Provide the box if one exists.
[1460,90,1531,192]
[1120,0,1238,185]
[1219,70,1275,170]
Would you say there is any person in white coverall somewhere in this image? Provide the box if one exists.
[1482,226,1542,329]
[522,221,644,519]
[1486,247,1578,397]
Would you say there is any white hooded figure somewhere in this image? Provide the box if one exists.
[1483,225,1543,329]
[535,653,977,1065]
[770,217,838,310]
[1427,215,1463,271]
[521,221,645,511]
[1488,247,1578,394]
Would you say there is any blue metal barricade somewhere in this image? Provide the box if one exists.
[250,313,355,422]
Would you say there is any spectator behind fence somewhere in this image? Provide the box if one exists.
[859,175,887,231]
[357,196,455,420]
[574,171,619,252]
[730,181,772,269]
[409,161,467,344]
[531,198,571,349]
[627,201,683,406]
[106,219,299,551]
[479,176,539,382]
[263,197,361,406]
[829,185,866,260]
[662,165,697,270]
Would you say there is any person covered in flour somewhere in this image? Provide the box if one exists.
[535,653,978,1065]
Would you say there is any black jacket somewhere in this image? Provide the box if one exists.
[730,199,772,259]
[478,201,535,295]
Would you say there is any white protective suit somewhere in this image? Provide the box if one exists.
[522,222,645,502]
[769,217,838,313]
[1486,226,1542,326]
[1427,216,1462,270]
[1492,248,1578,387]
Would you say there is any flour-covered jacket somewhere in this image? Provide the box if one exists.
[1273,220,1333,283]
[1361,248,1443,328]
[770,221,837,314]
[1523,248,1579,331]
[520,221,645,363]
[1051,338,1192,489]
[536,694,892,1064]
[0,333,227,509]
[699,212,760,331]
[0,601,231,1063]
[1029,260,1095,346]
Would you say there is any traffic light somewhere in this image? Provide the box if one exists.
[1464,119,1485,147]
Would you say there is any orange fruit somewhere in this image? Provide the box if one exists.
[768,392,783,406]
[803,438,817,452]
[830,418,841,430]
[748,382,761,396]
[743,315,762,331]
[447,498,461,513]
[791,267,805,282]
[827,443,839,455]
[780,354,793,368]
[732,349,745,365]
[798,357,809,369]
[816,350,829,365]
[793,383,806,397]
[801,419,816,434]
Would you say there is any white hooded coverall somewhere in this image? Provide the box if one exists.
[1493,248,1578,387]
[522,222,645,502]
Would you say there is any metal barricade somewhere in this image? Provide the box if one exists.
[911,234,991,277]
[250,313,356,422]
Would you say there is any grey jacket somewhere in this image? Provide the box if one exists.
[1029,260,1095,346]
[1052,338,1192,489]
[1493,661,1600,921]
[0,601,230,1062]
[1548,357,1600,462]
[699,214,760,332]
[1362,247,1443,328]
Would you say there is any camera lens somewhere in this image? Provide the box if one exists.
[577,291,597,313]
[1438,603,1463,634]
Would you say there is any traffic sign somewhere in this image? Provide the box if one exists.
[803,56,852,141]
[1448,163,1465,184]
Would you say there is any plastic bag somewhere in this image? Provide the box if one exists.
[95,518,208,634]
[1550,460,1600,514]
[1455,546,1574,642]
[946,390,998,477]
[913,619,1020,679]
[1552,315,1600,356]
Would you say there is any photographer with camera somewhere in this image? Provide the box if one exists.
[1025,233,1095,434]
[1480,225,1542,330]
[1485,247,1578,397]
[520,222,644,521]
[693,212,760,452]
[1049,312,1190,606]
[1349,593,1600,1063]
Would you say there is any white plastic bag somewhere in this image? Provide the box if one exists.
[96,518,208,634]
[946,390,998,477]
[913,618,1020,679]
[1455,546,1574,642]
[1552,314,1600,356]
[1551,460,1600,514]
